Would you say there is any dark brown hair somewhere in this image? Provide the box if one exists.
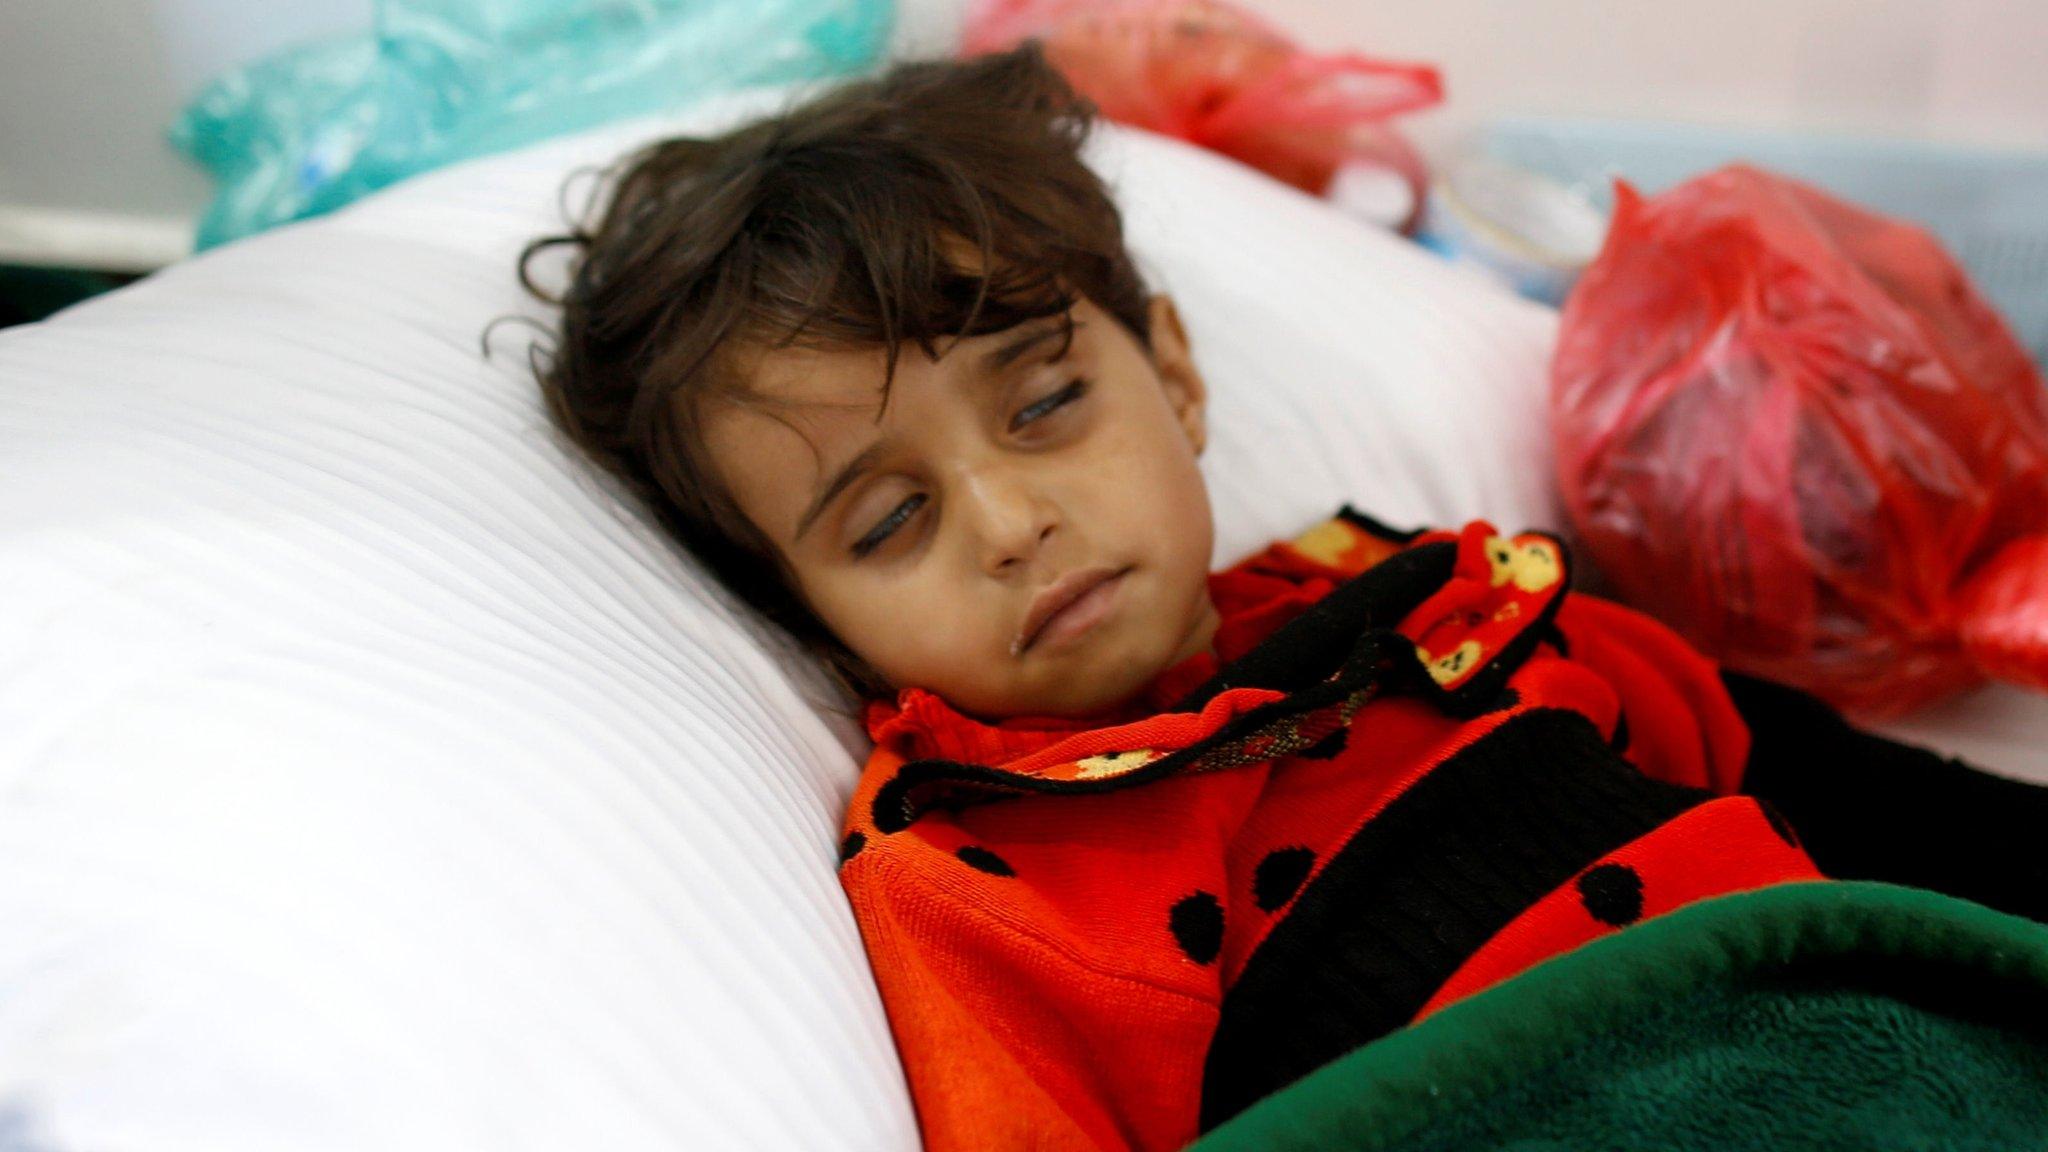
[514,43,1153,710]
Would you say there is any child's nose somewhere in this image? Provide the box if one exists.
[963,470,1059,574]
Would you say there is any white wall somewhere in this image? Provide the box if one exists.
[0,0,369,216]
[1246,0,2048,154]
[1,0,2042,269]
[0,0,947,268]
[0,0,370,267]
[150,0,372,101]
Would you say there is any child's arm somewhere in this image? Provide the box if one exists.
[842,872,1113,1152]
[1555,592,2048,925]
[1720,671,2048,926]
[838,834,1220,1152]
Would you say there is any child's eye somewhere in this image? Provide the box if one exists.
[847,380,1088,560]
[1008,378,1089,432]
[852,492,927,558]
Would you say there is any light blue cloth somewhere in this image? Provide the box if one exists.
[170,0,894,250]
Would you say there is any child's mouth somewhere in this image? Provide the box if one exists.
[1016,567,1131,656]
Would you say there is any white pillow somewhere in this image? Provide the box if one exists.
[30,76,2036,1152]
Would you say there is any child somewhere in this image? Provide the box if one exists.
[520,45,2048,1152]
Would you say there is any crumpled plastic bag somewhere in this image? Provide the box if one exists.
[1551,164,2048,717]
[962,0,1441,228]
[170,0,892,250]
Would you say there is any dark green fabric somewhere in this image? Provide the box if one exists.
[1188,882,2048,1151]
[1381,978,2048,1150]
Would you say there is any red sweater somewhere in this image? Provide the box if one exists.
[836,507,1822,1151]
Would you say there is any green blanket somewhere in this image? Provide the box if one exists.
[1189,882,2048,1150]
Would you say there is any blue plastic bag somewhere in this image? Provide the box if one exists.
[170,0,894,250]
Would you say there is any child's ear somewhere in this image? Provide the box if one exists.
[1147,294,1207,456]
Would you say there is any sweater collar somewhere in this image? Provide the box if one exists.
[858,516,1578,834]
[862,563,1334,767]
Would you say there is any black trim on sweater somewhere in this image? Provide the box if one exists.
[1198,708,1710,1131]
[1168,541,1459,710]
[1725,671,2048,925]
[871,544,1454,832]
[1334,503,1426,545]
[871,536,1574,834]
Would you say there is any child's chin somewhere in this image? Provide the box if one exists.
[1039,650,1176,719]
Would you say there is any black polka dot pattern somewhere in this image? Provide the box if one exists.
[956,845,1014,877]
[1610,711,1631,755]
[838,831,866,864]
[1253,847,1316,912]
[1297,725,1349,760]
[1577,863,1644,927]
[1485,687,1522,715]
[1170,891,1225,965]
[1758,800,1801,849]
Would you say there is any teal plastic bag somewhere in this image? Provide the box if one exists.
[170,0,894,250]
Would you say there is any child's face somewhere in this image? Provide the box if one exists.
[704,295,1221,720]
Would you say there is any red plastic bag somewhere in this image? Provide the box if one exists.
[1551,164,2048,717]
[962,0,1441,227]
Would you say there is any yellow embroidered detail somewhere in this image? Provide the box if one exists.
[1074,747,1162,779]
[1420,639,1485,686]
[1485,535,1563,593]
[1290,519,1361,567]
